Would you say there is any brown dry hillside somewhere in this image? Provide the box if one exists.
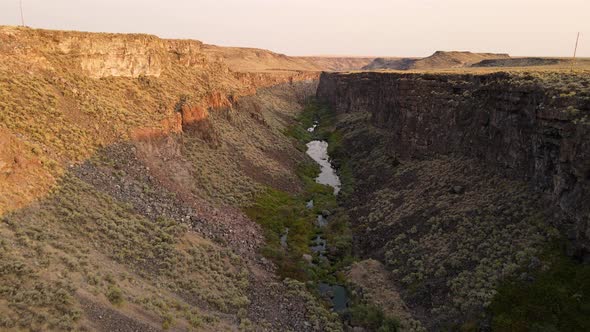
[295,56,375,71]
[363,51,509,70]
[0,26,345,331]
[201,44,318,72]
[0,25,319,215]
[201,44,374,72]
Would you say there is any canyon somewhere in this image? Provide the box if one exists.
[1,25,590,332]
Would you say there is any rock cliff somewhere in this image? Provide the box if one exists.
[318,70,590,328]
[318,70,590,257]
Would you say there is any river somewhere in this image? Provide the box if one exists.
[305,140,341,195]
[305,123,348,312]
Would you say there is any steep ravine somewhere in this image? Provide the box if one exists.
[317,71,590,330]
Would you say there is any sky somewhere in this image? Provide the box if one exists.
[0,0,589,57]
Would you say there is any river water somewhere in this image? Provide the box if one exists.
[305,140,341,195]
[305,124,348,312]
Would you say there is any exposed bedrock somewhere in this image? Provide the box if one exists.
[317,71,590,257]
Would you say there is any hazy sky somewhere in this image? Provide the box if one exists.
[1,0,588,57]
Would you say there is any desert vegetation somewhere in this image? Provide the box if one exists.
[338,110,565,328]
[490,244,590,331]
[0,171,254,330]
[0,26,336,331]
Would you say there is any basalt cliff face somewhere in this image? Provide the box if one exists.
[317,71,590,328]
[318,71,590,255]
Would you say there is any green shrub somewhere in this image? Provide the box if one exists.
[286,99,335,144]
[245,187,314,280]
[106,285,123,305]
[490,247,590,331]
[349,304,399,331]
[161,313,174,330]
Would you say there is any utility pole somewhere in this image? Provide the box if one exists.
[571,32,580,72]
[19,0,25,27]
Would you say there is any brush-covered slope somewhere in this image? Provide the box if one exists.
[0,25,320,215]
[0,26,344,331]
[363,51,510,70]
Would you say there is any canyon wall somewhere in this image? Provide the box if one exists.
[0,26,319,215]
[1,27,210,78]
[318,71,590,257]
[0,26,334,331]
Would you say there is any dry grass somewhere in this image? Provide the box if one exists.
[0,172,252,330]
[362,49,590,72]
[356,64,590,77]
[181,88,305,206]
[0,82,324,329]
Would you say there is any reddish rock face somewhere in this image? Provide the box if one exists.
[181,105,209,126]
[130,113,183,141]
[318,71,590,257]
